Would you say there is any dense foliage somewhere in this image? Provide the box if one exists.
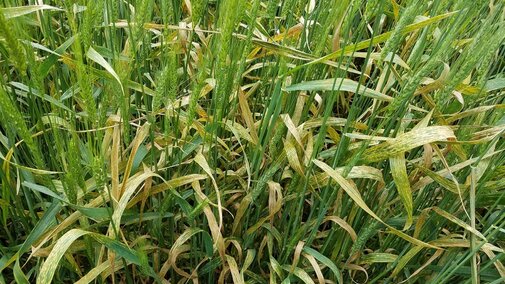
[0,0,504,283]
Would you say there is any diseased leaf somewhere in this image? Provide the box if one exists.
[323,216,357,242]
[360,253,398,264]
[281,114,303,147]
[362,126,455,163]
[37,229,89,284]
[286,78,393,102]
[284,138,304,176]
[432,207,486,241]
[37,229,145,284]
[282,265,315,284]
[303,247,342,284]
[389,153,413,230]
[390,246,423,277]
[74,259,123,284]
[226,255,245,284]
[303,252,325,284]
[111,170,159,238]
[313,159,438,249]
[290,11,459,73]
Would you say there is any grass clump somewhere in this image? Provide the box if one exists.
[0,0,504,283]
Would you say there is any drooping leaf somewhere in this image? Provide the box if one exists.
[389,153,413,230]
[313,159,439,249]
[1,5,62,19]
[303,247,342,283]
[286,78,393,102]
[361,126,455,163]
[86,46,124,94]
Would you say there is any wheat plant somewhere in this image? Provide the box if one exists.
[0,0,504,283]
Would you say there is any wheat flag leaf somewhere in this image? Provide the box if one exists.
[194,151,224,233]
[361,126,456,163]
[303,247,342,283]
[390,153,414,230]
[1,5,62,19]
[432,207,487,241]
[284,138,304,176]
[288,10,459,74]
[74,259,124,284]
[226,255,245,284]
[37,229,144,284]
[86,46,124,95]
[286,78,393,102]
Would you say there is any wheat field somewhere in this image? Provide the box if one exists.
[0,0,504,283]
